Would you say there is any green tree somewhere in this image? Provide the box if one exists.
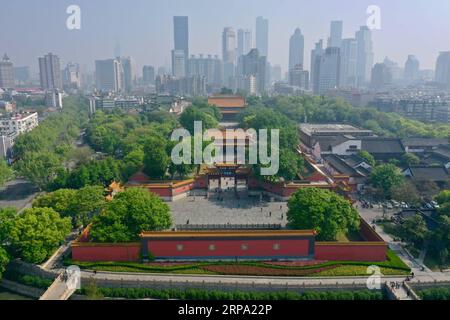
[401,153,421,167]
[179,106,219,134]
[143,138,170,179]
[33,186,106,227]
[398,215,429,247]
[287,188,360,241]
[90,188,172,243]
[0,246,9,279]
[8,208,71,263]
[435,190,450,216]
[0,160,13,186]
[0,207,17,243]
[277,149,303,181]
[370,164,405,198]
[357,151,376,167]
[391,181,421,206]
[14,151,62,191]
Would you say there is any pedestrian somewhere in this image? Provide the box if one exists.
[261,207,263,212]
[269,212,272,217]
[187,219,190,225]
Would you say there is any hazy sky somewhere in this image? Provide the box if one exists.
[1,0,449,75]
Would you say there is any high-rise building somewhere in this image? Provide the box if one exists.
[237,29,252,58]
[310,40,325,93]
[289,28,304,70]
[238,48,266,94]
[329,21,343,48]
[256,16,269,59]
[172,50,186,78]
[13,66,30,85]
[38,53,62,90]
[95,58,124,92]
[173,16,189,76]
[404,55,420,81]
[383,57,403,81]
[120,57,134,92]
[355,26,374,87]
[0,54,15,89]
[63,62,81,90]
[222,27,236,88]
[315,47,341,95]
[371,63,392,89]
[188,54,223,90]
[435,52,450,86]
[289,64,309,90]
[271,65,282,83]
[340,38,358,87]
[142,66,155,85]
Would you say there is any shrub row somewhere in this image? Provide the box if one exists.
[418,287,450,300]
[3,270,53,289]
[80,287,385,300]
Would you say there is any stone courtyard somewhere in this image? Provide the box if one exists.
[169,192,289,228]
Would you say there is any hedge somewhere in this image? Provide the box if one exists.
[79,287,386,300]
[418,287,450,300]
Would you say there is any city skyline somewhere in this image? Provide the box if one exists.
[1,0,449,75]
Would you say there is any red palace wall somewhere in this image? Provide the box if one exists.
[147,239,311,259]
[72,244,141,262]
[315,243,387,261]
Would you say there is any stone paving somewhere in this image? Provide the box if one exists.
[169,192,288,227]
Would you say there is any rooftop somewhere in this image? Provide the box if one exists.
[300,123,373,136]
[141,230,316,239]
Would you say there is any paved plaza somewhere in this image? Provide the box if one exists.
[169,193,288,227]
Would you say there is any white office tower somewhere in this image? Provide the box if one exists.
[340,38,358,87]
[237,29,252,58]
[120,57,134,92]
[39,53,63,90]
[315,47,341,95]
[172,50,186,78]
[289,28,304,71]
[435,52,450,87]
[63,62,81,90]
[0,54,15,89]
[95,58,124,93]
[355,26,374,87]
[222,27,236,88]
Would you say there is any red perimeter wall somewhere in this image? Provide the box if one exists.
[72,244,141,262]
[147,239,310,259]
[315,243,387,261]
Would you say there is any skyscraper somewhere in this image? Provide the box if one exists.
[310,40,324,93]
[435,52,450,86]
[289,64,309,90]
[120,57,134,92]
[142,66,155,85]
[256,16,269,59]
[95,58,124,92]
[173,16,189,76]
[237,29,252,58]
[404,55,420,81]
[172,50,186,78]
[315,47,341,95]
[340,38,358,87]
[289,28,304,70]
[371,63,392,89]
[239,48,266,94]
[329,21,343,48]
[39,53,62,90]
[0,54,15,89]
[63,62,81,90]
[222,27,236,88]
[355,26,374,87]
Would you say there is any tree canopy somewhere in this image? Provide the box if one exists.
[5,207,71,263]
[89,188,172,243]
[370,164,405,199]
[33,186,106,227]
[287,188,360,241]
